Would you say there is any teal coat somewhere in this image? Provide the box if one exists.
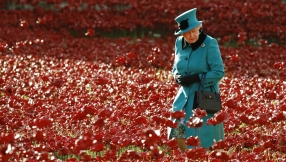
[168,32,225,148]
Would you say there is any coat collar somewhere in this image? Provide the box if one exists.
[182,30,207,50]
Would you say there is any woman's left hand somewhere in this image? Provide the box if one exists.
[176,74,200,86]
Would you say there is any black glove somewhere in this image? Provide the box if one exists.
[175,74,200,86]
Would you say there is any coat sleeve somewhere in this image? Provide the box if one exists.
[199,37,224,87]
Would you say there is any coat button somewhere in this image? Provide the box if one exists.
[185,72,187,74]
[185,58,188,60]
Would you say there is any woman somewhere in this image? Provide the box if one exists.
[167,8,225,152]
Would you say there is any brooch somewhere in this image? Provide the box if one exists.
[201,44,205,47]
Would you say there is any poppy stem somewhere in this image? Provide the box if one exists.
[218,123,223,140]
[195,128,197,137]
[280,121,282,153]
[199,128,201,143]
[213,125,216,141]
[260,126,262,145]
[219,124,222,149]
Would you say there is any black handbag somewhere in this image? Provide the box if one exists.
[193,73,222,113]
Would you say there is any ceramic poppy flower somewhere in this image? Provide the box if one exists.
[209,150,230,161]
[185,136,200,147]
[192,108,207,118]
[171,110,186,119]
[206,118,219,126]
[0,41,8,52]
[273,62,284,70]
[185,147,206,160]
[85,29,95,36]
[163,138,177,148]
[126,52,136,59]
[20,20,29,27]
[186,117,203,128]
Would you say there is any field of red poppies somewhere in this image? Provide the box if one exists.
[0,0,286,161]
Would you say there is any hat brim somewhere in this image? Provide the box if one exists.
[174,21,202,35]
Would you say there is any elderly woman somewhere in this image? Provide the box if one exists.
[168,8,225,152]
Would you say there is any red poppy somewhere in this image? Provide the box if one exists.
[91,142,105,152]
[142,128,161,141]
[206,118,219,126]
[98,108,113,118]
[125,150,141,159]
[171,110,186,119]
[185,136,200,147]
[185,147,206,160]
[209,150,230,161]
[192,108,207,118]
[85,29,95,36]
[273,62,284,70]
[165,119,178,128]
[0,41,8,52]
[34,117,52,128]
[186,117,203,128]
[93,118,105,128]
[163,138,177,149]
[126,52,136,59]
[20,20,29,27]
[214,111,227,124]
[135,116,148,124]
[254,113,269,126]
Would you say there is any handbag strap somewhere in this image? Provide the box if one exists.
[198,73,206,91]
[198,73,217,93]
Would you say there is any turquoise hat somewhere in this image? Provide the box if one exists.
[174,8,202,35]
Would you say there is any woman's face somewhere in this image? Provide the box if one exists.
[182,26,200,43]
